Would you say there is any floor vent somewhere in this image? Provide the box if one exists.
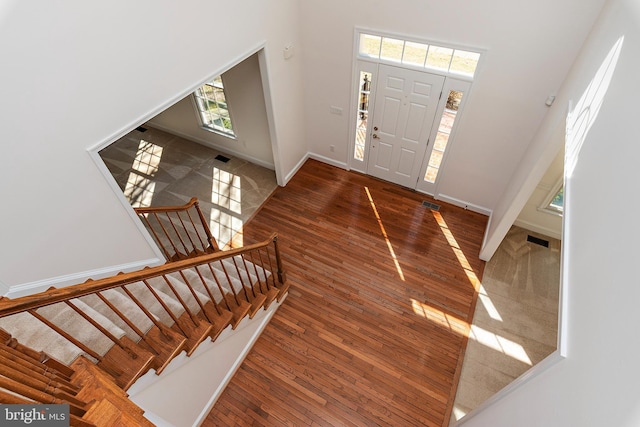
[136,126,147,132]
[215,154,231,163]
[527,235,549,248]
[422,201,441,211]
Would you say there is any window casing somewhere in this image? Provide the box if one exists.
[193,76,236,138]
[351,31,480,191]
[358,32,481,78]
[539,179,564,216]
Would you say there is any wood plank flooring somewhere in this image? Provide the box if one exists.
[203,159,487,427]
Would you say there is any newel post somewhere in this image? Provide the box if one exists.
[272,235,286,284]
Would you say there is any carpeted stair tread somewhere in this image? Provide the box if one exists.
[79,289,154,343]
[0,312,82,364]
[118,282,186,326]
[179,267,225,304]
[0,300,129,366]
[39,301,127,356]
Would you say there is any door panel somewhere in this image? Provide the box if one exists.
[367,64,444,188]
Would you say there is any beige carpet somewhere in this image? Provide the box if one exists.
[99,126,277,248]
[452,225,561,422]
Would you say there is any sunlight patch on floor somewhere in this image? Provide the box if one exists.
[211,167,243,247]
[364,186,405,281]
[124,140,163,208]
[469,324,532,365]
[431,210,481,292]
[478,284,503,322]
[410,299,468,335]
[411,299,531,365]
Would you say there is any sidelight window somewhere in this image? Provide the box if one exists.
[424,90,464,183]
[354,71,373,161]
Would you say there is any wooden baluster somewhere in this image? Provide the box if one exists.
[117,285,188,374]
[0,389,35,404]
[194,198,220,251]
[139,280,187,335]
[266,240,289,301]
[192,265,225,313]
[27,309,107,365]
[204,261,251,329]
[138,213,172,261]
[63,301,155,390]
[0,339,74,383]
[64,300,130,355]
[0,350,78,395]
[175,210,200,255]
[94,292,159,355]
[119,285,172,336]
[0,375,88,417]
[165,212,190,259]
[151,212,182,260]
[157,275,199,326]
[271,234,287,285]
[0,363,87,408]
[184,208,207,253]
[229,256,266,318]
[175,270,210,322]
[220,258,251,303]
[201,263,234,311]
[247,249,279,309]
[232,255,258,299]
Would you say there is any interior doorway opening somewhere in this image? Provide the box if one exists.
[90,48,279,251]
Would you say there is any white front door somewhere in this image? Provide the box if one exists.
[366,64,445,188]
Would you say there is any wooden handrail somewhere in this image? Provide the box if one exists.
[133,197,200,214]
[135,197,220,258]
[0,232,282,319]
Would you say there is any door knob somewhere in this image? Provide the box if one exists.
[372,134,379,139]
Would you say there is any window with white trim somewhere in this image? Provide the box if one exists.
[193,76,236,137]
[540,180,564,215]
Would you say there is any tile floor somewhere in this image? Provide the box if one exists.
[451,225,561,423]
[99,126,278,249]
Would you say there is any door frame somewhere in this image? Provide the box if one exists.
[366,64,445,188]
[347,29,480,196]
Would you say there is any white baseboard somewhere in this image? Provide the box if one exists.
[308,152,349,170]
[4,258,163,298]
[433,193,492,216]
[146,123,275,171]
[513,218,562,240]
[284,153,310,184]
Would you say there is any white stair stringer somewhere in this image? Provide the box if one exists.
[128,292,287,427]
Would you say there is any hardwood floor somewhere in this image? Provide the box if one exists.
[204,159,487,426]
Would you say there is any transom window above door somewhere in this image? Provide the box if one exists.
[358,32,481,78]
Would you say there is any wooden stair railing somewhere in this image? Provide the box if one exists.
[135,197,220,261]
[0,232,288,425]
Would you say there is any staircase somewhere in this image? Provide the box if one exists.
[0,198,289,426]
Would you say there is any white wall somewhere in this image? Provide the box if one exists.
[148,53,275,169]
[460,0,640,425]
[299,0,606,211]
[0,0,305,287]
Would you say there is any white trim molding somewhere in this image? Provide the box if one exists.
[4,258,162,298]
[309,152,349,170]
[433,193,492,216]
